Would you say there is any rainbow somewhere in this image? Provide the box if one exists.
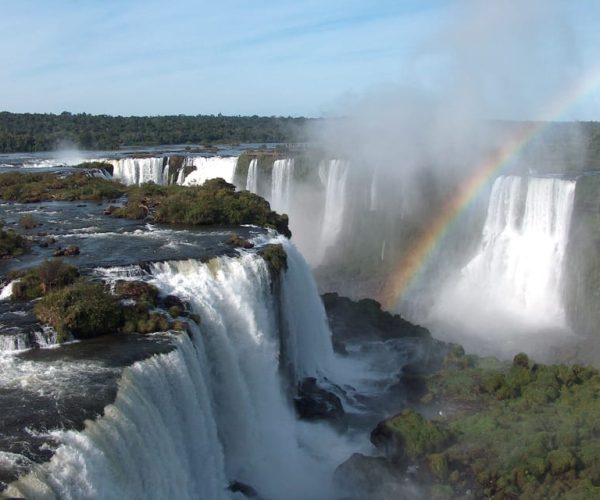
[378,68,600,310]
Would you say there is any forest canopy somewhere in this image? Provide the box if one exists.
[0,111,312,153]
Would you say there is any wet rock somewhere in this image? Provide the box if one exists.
[322,293,431,346]
[53,245,80,257]
[226,233,255,249]
[163,294,185,310]
[228,480,260,498]
[294,377,344,422]
[103,205,119,215]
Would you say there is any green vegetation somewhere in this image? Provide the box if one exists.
[0,171,126,202]
[7,260,191,341]
[0,223,28,258]
[259,243,288,272]
[372,409,450,461]
[0,111,310,153]
[110,178,291,237]
[11,259,79,300]
[35,282,122,342]
[375,349,600,498]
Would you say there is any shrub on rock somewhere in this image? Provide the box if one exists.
[34,282,122,341]
[259,244,287,273]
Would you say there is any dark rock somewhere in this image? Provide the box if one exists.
[103,205,119,215]
[53,245,80,257]
[294,377,344,423]
[163,294,185,310]
[322,293,431,346]
[38,241,48,248]
[228,481,259,498]
[46,237,56,245]
[226,233,255,249]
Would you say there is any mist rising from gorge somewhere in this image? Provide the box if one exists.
[302,0,590,360]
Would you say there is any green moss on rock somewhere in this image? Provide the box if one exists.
[259,243,288,273]
[371,409,450,461]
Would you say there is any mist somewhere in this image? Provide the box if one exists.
[296,0,591,361]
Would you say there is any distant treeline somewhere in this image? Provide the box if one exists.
[0,111,312,153]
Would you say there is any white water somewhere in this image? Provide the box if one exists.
[7,334,229,500]
[430,175,576,357]
[270,159,294,214]
[0,280,17,301]
[110,158,165,186]
[6,241,366,499]
[245,158,258,193]
[182,157,238,186]
[315,160,349,265]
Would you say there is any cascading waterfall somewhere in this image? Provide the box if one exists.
[7,239,347,500]
[315,160,349,265]
[106,156,239,187]
[182,157,238,186]
[278,238,337,380]
[7,335,229,500]
[109,158,165,186]
[270,159,294,214]
[245,158,258,193]
[430,175,576,353]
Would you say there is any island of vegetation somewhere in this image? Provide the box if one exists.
[0,171,291,237]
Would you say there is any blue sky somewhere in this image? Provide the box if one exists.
[1,0,599,118]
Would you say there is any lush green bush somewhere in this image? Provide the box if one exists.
[373,409,450,461]
[35,282,122,341]
[384,348,600,498]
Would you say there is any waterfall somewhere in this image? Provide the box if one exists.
[369,172,378,211]
[245,158,258,193]
[278,238,336,380]
[430,175,576,353]
[7,335,229,500]
[182,157,238,186]
[8,240,345,499]
[110,158,165,186]
[270,159,294,214]
[315,160,349,265]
